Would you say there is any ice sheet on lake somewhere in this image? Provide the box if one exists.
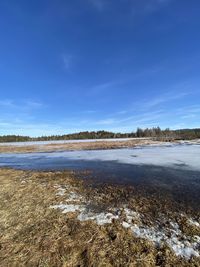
[0,144,200,171]
[56,144,200,171]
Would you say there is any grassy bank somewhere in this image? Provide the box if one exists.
[0,168,199,266]
[0,138,157,154]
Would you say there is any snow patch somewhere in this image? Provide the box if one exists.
[122,210,200,259]
[56,187,66,196]
[124,208,141,223]
[50,189,200,259]
[78,211,119,225]
[167,236,199,259]
[122,221,131,229]
[188,218,200,228]
[50,203,85,213]
[67,192,84,202]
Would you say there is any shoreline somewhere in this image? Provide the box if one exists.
[0,138,159,153]
[0,138,199,154]
[0,168,199,266]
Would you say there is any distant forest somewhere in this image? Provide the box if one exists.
[0,127,200,143]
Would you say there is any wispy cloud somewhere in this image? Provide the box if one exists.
[89,0,172,14]
[181,114,196,119]
[0,88,198,136]
[0,99,44,111]
[130,0,172,15]
[89,81,116,95]
[81,110,98,114]
[95,118,117,125]
[0,99,45,135]
[87,66,163,96]
[95,110,164,126]
[141,92,189,110]
[177,105,200,114]
[89,0,106,11]
[0,117,102,137]
[0,121,67,137]
[24,100,44,109]
[88,88,197,131]
[0,99,16,108]
[61,53,73,71]
[177,105,200,120]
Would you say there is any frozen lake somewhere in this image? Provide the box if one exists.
[0,143,200,209]
[0,143,199,170]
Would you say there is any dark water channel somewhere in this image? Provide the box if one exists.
[0,146,199,210]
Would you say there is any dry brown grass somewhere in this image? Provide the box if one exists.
[0,139,162,154]
[0,168,199,267]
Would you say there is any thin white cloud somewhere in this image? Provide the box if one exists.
[0,121,65,137]
[86,89,197,131]
[89,0,106,11]
[142,92,189,109]
[0,99,16,108]
[116,110,128,115]
[130,0,172,15]
[81,110,98,114]
[181,114,196,119]
[176,105,200,120]
[177,105,200,115]
[61,54,73,71]
[89,0,172,13]
[94,110,164,127]
[87,65,163,96]
[0,88,198,136]
[0,99,45,136]
[0,118,106,137]
[0,99,44,111]
[25,100,43,108]
[95,118,117,125]
[89,81,116,95]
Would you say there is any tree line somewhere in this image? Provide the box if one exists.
[0,128,200,143]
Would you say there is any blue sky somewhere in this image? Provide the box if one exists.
[0,0,200,136]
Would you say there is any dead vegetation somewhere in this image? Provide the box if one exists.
[0,168,199,267]
[0,139,163,154]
